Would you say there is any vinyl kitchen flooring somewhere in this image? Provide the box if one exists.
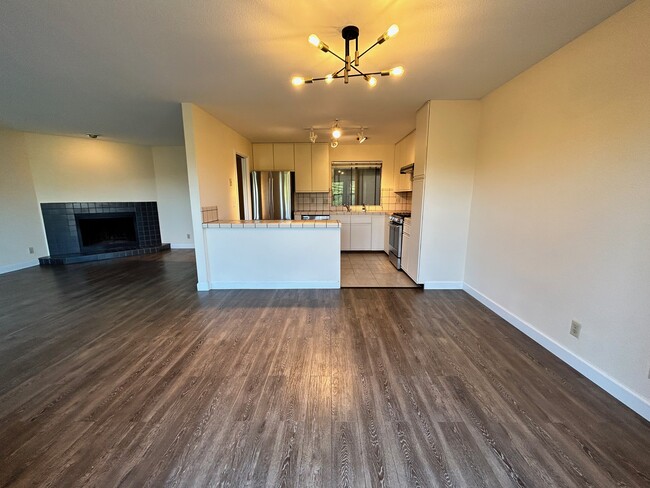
[0,250,648,487]
[341,251,418,288]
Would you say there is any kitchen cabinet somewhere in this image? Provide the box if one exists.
[371,214,385,251]
[383,215,390,255]
[311,143,330,192]
[402,224,411,277]
[252,143,273,170]
[335,213,385,251]
[294,143,312,192]
[273,143,295,171]
[394,132,414,192]
[350,216,372,250]
[414,104,429,177]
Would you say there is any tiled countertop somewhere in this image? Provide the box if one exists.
[203,220,341,228]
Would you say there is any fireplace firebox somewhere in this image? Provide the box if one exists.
[76,213,138,254]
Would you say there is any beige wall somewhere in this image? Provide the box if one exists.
[152,146,194,247]
[466,1,650,404]
[183,104,252,219]
[26,133,157,202]
[181,103,253,289]
[0,130,48,271]
[329,144,395,190]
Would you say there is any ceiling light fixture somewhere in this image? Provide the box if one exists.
[291,24,405,88]
[86,133,100,139]
[306,123,369,144]
[331,120,342,139]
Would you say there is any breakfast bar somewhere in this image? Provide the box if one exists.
[201,220,341,289]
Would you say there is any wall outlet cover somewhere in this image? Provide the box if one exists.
[570,320,582,338]
[28,247,35,254]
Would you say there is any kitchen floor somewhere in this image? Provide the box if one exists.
[340,251,419,288]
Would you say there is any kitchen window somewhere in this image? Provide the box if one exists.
[331,162,382,206]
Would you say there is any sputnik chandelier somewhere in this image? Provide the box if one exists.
[291,24,404,88]
[307,120,368,148]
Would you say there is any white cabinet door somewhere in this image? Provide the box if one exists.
[273,143,295,171]
[294,143,312,192]
[340,223,351,251]
[384,215,390,255]
[402,230,411,276]
[350,223,372,250]
[311,143,330,192]
[371,215,385,251]
[252,143,273,171]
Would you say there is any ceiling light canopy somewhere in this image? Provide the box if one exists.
[291,24,405,88]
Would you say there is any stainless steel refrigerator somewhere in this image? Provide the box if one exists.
[250,171,295,220]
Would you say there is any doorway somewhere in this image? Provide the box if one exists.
[235,154,250,220]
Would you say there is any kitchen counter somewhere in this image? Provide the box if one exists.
[200,220,340,289]
[203,219,340,228]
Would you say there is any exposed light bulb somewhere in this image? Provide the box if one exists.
[325,74,334,84]
[367,76,378,87]
[292,76,305,86]
[357,130,367,144]
[389,66,405,77]
[331,140,339,148]
[332,127,342,139]
[308,34,320,47]
[387,24,399,38]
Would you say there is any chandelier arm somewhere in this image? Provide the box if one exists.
[357,41,381,61]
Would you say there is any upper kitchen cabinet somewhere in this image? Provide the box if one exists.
[252,143,273,171]
[294,143,312,192]
[311,143,330,192]
[273,143,295,171]
[394,131,415,192]
[414,103,429,177]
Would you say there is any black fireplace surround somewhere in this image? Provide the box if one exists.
[39,202,169,265]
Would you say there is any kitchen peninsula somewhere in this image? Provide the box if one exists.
[201,219,341,289]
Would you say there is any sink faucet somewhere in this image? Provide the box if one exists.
[362,203,367,213]
[344,204,351,212]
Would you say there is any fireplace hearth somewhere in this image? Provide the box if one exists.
[39,202,169,265]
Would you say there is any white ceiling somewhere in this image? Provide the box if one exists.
[0,0,632,146]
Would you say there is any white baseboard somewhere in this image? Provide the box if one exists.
[424,281,463,290]
[171,243,195,249]
[462,283,650,421]
[0,259,40,275]
[208,280,340,290]
[197,281,210,291]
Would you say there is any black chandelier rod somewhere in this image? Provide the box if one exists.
[310,71,385,82]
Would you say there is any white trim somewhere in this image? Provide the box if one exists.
[423,281,463,290]
[0,259,40,275]
[463,283,650,421]
[197,281,210,291]
[170,243,195,249]
[209,280,340,290]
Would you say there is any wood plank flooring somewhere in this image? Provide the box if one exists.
[0,250,648,487]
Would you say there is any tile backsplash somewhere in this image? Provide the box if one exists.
[295,189,411,214]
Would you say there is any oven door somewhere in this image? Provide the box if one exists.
[388,221,403,269]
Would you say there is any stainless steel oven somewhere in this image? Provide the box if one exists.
[388,213,410,269]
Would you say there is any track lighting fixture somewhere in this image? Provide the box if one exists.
[305,123,369,144]
[291,24,405,88]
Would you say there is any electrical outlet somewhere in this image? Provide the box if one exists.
[229,178,233,187]
[186,233,191,239]
[570,320,582,338]
[28,247,34,254]
[647,366,650,379]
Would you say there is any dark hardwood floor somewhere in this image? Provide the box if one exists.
[0,250,648,487]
